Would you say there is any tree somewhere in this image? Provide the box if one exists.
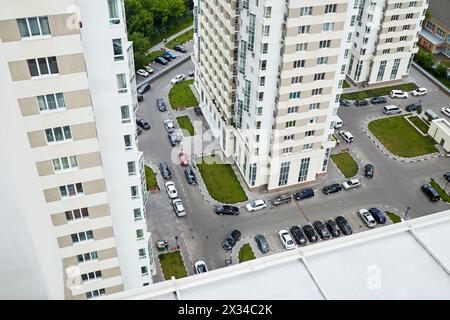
[414,49,434,71]
[435,63,448,78]
[129,31,151,69]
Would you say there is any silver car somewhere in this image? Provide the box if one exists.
[172,199,186,217]
[358,209,377,228]
[164,119,175,133]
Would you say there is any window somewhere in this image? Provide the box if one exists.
[86,289,105,299]
[45,126,72,143]
[298,158,310,182]
[282,147,293,155]
[116,74,127,93]
[243,0,249,9]
[298,25,310,34]
[60,183,84,198]
[131,186,139,199]
[391,15,399,21]
[81,271,102,282]
[17,16,51,38]
[325,4,337,13]
[289,92,301,100]
[65,208,89,221]
[260,60,267,70]
[322,148,331,171]
[124,135,132,150]
[305,130,315,137]
[291,76,302,84]
[360,48,366,55]
[76,251,98,263]
[108,0,121,24]
[363,37,368,44]
[377,60,387,81]
[261,43,268,54]
[293,60,305,68]
[426,21,434,31]
[319,40,331,49]
[113,39,124,61]
[138,248,146,258]
[37,93,65,112]
[284,134,295,141]
[367,14,373,22]
[314,73,325,81]
[322,23,335,32]
[341,64,346,74]
[243,80,251,112]
[394,3,402,9]
[262,25,270,36]
[248,14,256,51]
[300,7,313,16]
[402,25,411,31]
[127,161,136,176]
[400,36,407,41]
[409,1,417,7]
[317,57,328,65]
[285,121,296,128]
[296,43,308,51]
[141,266,149,276]
[255,135,260,143]
[27,56,58,77]
[350,15,356,27]
[308,117,317,124]
[249,163,257,186]
[356,31,360,38]
[309,103,320,110]
[365,26,371,33]
[71,230,93,243]
[258,92,264,101]
[238,40,247,73]
[136,229,144,240]
[287,106,299,114]
[278,162,290,187]
[263,6,271,18]
[390,58,401,80]
[311,88,322,96]
[397,47,404,52]
[385,38,393,43]
[259,76,265,86]
[52,156,78,172]
[303,144,313,150]
[344,49,349,58]
[436,28,445,39]
[383,49,390,54]
[406,13,413,19]
[121,105,131,123]
[134,208,143,221]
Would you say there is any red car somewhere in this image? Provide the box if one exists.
[179,152,189,166]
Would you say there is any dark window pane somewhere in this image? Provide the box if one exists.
[73,209,81,219]
[39,16,51,35]
[87,231,93,239]
[63,126,72,139]
[65,211,73,221]
[81,274,88,281]
[45,129,54,142]
[48,56,59,74]
[27,59,39,77]
[81,208,89,217]
[67,184,76,196]
[53,127,64,141]
[46,94,57,109]
[76,255,83,263]
[76,183,83,193]
[71,234,78,243]
[79,232,86,241]
[28,17,40,36]
[91,251,98,259]
[95,271,102,277]
[17,18,30,37]
[59,186,67,197]
[37,57,49,75]
[84,253,90,261]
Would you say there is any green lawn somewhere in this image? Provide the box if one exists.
[238,243,256,263]
[147,50,164,63]
[166,29,194,49]
[408,116,429,134]
[386,212,402,224]
[158,251,188,280]
[343,80,351,88]
[430,178,450,203]
[196,156,248,204]
[149,16,193,48]
[330,152,358,178]
[176,115,195,136]
[368,116,438,158]
[341,83,418,100]
[145,165,158,189]
[169,79,198,110]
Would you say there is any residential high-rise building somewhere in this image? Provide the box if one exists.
[192,0,427,191]
[0,0,154,299]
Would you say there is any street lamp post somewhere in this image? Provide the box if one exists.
[405,206,411,220]
[175,236,179,250]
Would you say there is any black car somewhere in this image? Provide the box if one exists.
[290,226,307,245]
[364,164,374,178]
[355,99,369,107]
[271,193,292,206]
[340,99,351,107]
[137,94,144,102]
[156,99,167,112]
[159,162,171,179]
[313,221,331,240]
[222,230,241,250]
[368,207,386,224]
[136,118,150,130]
[162,52,172,61]
[420,184,440,201]
[405,101,422,112]
[293,188,314,201]
[173,44,187,53]
[194,105,203,116]
[168,133,182,146]
[215,205,240,216]
[326,219,341,237]
[137,83,151,94]
[322,183,343,194]
[336,216,353,235]
[184,165,197,184]
[254,234,270,254]
[444,172,450,183]
[155,56,168,65]
[302,225,318,243]
[370,96,387,104]
[136,127,142,135]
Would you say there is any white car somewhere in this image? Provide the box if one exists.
[411,87,427,96]
[441,106,450,118]
[145,66,154,74]
[164,181,178,199]
[194,260,208,274]
[136,69,149,77]
[245,199,267,212]
[342,178,361,190]
[339,130,354,143]
[170,74,186,84]
[390,90,408,99]
[279,230,296,250]
[163,119,175,133]
[358,209,377,228]
[172,198,186,217]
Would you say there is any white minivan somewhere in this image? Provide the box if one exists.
[334,116,343,129]
[383,105,402,115]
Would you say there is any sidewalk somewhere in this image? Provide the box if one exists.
[148,25,194,53]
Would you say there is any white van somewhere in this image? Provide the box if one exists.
[383,105,402,115]
[334,116,343,129]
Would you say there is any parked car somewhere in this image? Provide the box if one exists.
[279,229,296,250]
[159,162,172,179]
[390,90,408,99]
[339,99,351,107]
[420,184,441,202]
[164,50,177,59]
[290,225,307,245]
[293,188,314,201]
[194,260,208,274]
[173,44,187,53]
[194,105,203,116]
[136,127,142,135]
[155,56,168,65]
[405,101,422,112]
[137,83,151,94]
[444,172,450,183]
[313,221,331,240]
[145,66,154,74]
[383,105,402,115]
[172,198,186,217]
[271,193,292,206]
[188,70,195,77]
[322,183,343,194]
[441,106,450,118]
[370,96,387,104]
[163,119,175,133]
[342,178,361,190]
[156,99,167,112]
[179,152,189,166]
[254,234,270,254]
[358,208,377,228]
[302,224,318,242]
[326,219,341,237]
[170,74,186,84]
[364,164,374,178]
[164,181,178,199]
[222,230,241,250]
[168,133,182,146]
[136,69,149,77]
[136,117,150,130]
[336,215,353,235]
[368,207,387,224]
[411,87,427,96]
[184,165,197,184]
[339,130,354,143]
[355,99,369,107]
[162,52,172,61]
[137,94,144,102]
[215,205,239,216]
[246,199,267,212]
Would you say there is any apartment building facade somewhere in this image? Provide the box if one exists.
[0,0,154,299]
[418,0,449,57]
